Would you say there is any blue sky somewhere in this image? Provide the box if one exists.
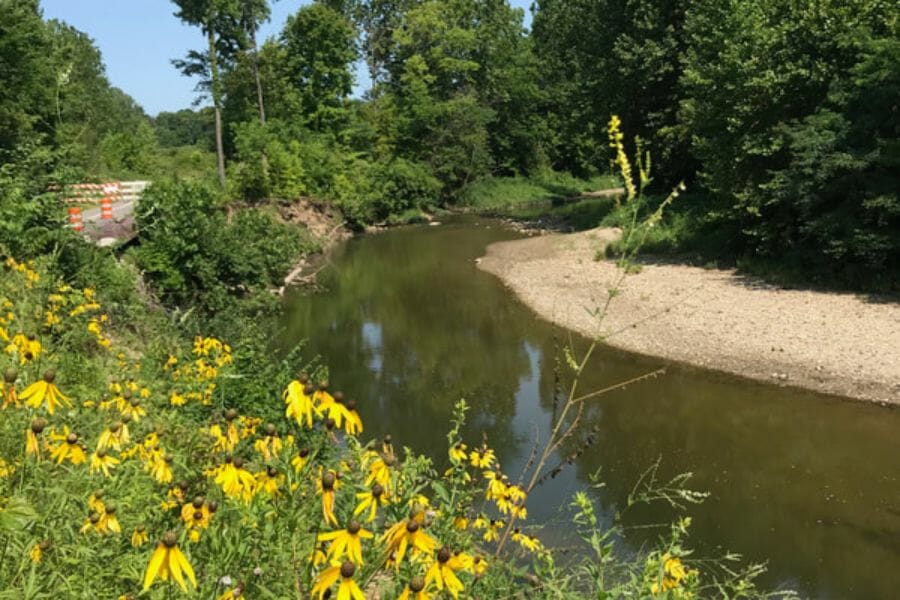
[39,1,534,117]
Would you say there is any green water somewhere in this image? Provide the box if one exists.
[280,215,900,599]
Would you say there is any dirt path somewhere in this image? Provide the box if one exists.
[478,228,900,405]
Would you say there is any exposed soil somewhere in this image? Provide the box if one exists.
[478,227,900,405]
[276,198,351,292]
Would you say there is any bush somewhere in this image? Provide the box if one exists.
[132,180,308,311]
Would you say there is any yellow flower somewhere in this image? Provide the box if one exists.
[381,514,437,567]
[142,532,197,592]
[608,114,637,202]
[48,426,86,465]
[144,449,173,484]
[98,504,122,534]
[0,457,15,478]
[448,442,467,463]
[97,421,129,451]
[6,333,41,364]
[89,449,120,476]
[1,366,18,408]
[20,371,71,415]
[511,529,542,553]
[310,561,365,600]
[254,424,283,460]
[213,458,256,502]
[218,585,245,599]
[319,521,374,565]
[483,470,507,499]
[254,466,284,496]
[169,390,186,406]
[317,470,340,526]
[284,380,315,427]
[398,576,432,600]
[343,399,363,435]
[363,451,394,491]
[483,519,503,542]
[468,445,495,469]
[353,483,389,522]
[181,497,212,531]
[29,541,47,563]
[209,424,238,453]
[424,547,469,599]
[292,447,311,473]
[471,555,488,577]
[132,526,149,547]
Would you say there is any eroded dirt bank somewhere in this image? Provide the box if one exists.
[478,228,900,405]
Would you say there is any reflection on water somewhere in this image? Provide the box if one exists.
[280,216,900,599]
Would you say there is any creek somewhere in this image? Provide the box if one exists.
[280,215,900,599]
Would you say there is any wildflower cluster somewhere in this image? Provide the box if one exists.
[0,254,755,599]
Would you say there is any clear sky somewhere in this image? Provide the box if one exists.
[39,1,534,117]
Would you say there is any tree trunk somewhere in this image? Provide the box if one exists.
[208,28,227,189]
[251,28,266,125]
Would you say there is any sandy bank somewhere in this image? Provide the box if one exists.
[478,228,900,405]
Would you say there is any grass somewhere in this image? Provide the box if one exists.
[459,171,619,212]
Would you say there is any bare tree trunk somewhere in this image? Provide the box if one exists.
[251,28,266,125]
[208,29,227,189]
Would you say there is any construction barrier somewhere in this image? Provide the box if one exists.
[100,198,113,220]
[67,207,84,231]
[55,181,150,204]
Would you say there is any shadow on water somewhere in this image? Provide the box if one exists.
[280,215,900,599]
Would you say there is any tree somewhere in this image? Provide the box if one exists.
[280,3,357,133]
[172,0,244,188]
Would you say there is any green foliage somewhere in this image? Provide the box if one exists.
[230,120,306,201]
[132,180,308,311]
[153,108,215,149]
[280,3,358,133]
[341,157,441,224]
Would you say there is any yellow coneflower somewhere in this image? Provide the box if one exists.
[80,511,102,535]
[209,424,238,453]
[7,333,41,364]
[448,442,468,463]
[142,531,197,592]
[48,427,87,465]
[399,576,432,600]
[217,585,245,599]
[213,457,256,502]
[169,390,186,406]
[483,519,503,542]
[181,497,212,530]
[425,547,470,599]
[131,526,149,547]
[253,423,283,460]
[97,421,129,452]
[90,448,120,476]
[29,539,50,563]
[343,398,363,435]
[312,382,336,415]
[471,555,488,577]
[25,418,45,459]
[319,521,374,565]
[310,560,365,600]
[317,470,340,526]
[320,391,352,431]
[237,415,260,439]
[0,457,14,479]
[254,465,283,496]
[144,449,173,484]
[284,380,314,427]
[381,514,437,567]
[119,397,146,422]
[2,366,18,408]
[469,446,495,469]
[98,503,122,534]
[353,483,388,522]
[363,451,394,491]
[651,553,689,593]
[484,469,507,499]
[291,447,311,473]
[452,516,468,531]
[511,529,542,553]
[20,370,71,415]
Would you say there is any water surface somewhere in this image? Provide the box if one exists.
[281,216,900,599]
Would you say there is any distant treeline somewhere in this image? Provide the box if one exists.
[1,0,898,288]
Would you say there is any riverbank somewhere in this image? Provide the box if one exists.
[478,227,900,405]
